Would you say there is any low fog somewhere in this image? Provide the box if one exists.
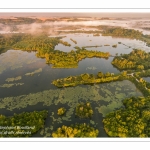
[1,19,150,35]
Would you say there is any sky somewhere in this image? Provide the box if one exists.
[0,12,150,18]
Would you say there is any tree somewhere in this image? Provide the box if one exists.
[57,107,66,115]
[97,72,104,78]
[105,72,111,77]
[81,73,90,81]
[121,71,127,77]
[137,65,144,70]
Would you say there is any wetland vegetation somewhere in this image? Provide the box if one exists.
[75,102,93,119]
[0,16,150,138]
[52,72,123,87]
[42,48,110,68]
[103,96,150,137]
[57,107,66,116]
[112,49,150,70]
[0,110,48,137]
[0,34,110,68]
[102,27,150,47]
[52,123,99,137]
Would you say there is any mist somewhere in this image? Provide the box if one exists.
[1,18,150,35]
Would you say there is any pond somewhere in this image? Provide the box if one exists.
[0,33,147,137]
[143,77,150,83]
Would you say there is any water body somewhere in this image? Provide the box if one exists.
[0,33,146,137]
[0,81,143,137]
[0,50,120,98]
[143,77,150,83]
[55,34,150,54]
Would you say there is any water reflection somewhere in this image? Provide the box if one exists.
[0,49,120,98]
[0,80,143,137]
[0,33,149,98]
[0,33,148,137]
[54,34,150,54]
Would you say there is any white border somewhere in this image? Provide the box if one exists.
[0,9,150,13]
[0,5,150,149]
[0,0,150,9]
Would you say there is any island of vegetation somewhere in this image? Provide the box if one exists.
[0,110,48,137]
[25,68,42,76]
[52,68,150,98]
[52,123,99,137]
[58,26,150,47]
[70,38,77,44]
[112,44,117,48]
[5,76,22,82]
[81,45,102,48]
[102,27,150,47]
[103,96,150,137]
[43,48,110,68]
[57,107,66,116]
[0,17,44,25]
[58,30,102,35]
[75,102,93,119]
[0,34,110,68]
[110,48,150,97]
[52,71,124,88]
[111,49,150,70]
[59,40,71,47]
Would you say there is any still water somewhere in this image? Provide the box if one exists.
[143,77,150,83]
[0,33,146,137]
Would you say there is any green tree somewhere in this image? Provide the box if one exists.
[105,72,111,77]
[137,65,144,70]
[81,73,90,81]
[97,72,104,78]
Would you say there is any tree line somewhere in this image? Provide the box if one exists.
[102,27,150,47]
[52,71,127,88]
